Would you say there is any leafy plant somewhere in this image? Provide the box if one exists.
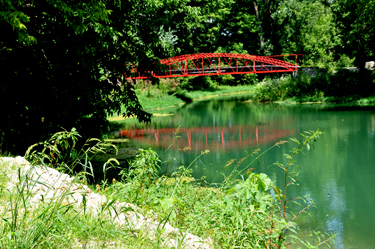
[271,130,336,248]
[109,128,336,248]
[254,73,324,102]
[1,129,181,248]
[25,127,119,181]
[119,148,161,187]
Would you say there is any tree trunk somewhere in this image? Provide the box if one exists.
[253,1,264,48]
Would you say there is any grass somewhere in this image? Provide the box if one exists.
[108,81,256,121]
[137,91,185,113]
[109,70,375,125]
[187,85,255,100]
[0,135,174,248]
[0,129,335,248]
[0,159,191,248]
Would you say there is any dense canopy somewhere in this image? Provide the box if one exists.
[1,0,374,153]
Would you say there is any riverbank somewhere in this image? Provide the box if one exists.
[0,156,213,248]
[0,129,335,248]
[253,70,375,104]
[108,71,375,124]
[108,84,256,121]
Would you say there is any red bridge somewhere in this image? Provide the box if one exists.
[126,53,303,79]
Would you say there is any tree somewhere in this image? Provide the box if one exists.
[0,0,197,154]
[332,0,375,66]
[274,0,342,67]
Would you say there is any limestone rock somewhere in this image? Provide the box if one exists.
[0,156,214,249]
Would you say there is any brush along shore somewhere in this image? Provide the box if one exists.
[0,129,335,248]
[0,156,213,248]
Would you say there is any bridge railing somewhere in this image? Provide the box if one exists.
[124,53,302,80]
[266,54,304,67]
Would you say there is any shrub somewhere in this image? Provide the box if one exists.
[314,69,375,97]
[216,74,259,86]
[254,68,375,102]
[1,128,336,248]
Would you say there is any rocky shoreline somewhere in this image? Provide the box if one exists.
[0,156,213,249]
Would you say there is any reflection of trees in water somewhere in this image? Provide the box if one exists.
[277,108,375,248]
[370,115,375,139]
[113,101,375,248]
[117,125,295,151]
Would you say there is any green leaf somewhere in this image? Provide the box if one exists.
[159,197,174,211]
[259,173,271,191]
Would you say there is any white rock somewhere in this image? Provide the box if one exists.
[1,157,214,249]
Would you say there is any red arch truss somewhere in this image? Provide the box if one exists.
[127,53,302,79]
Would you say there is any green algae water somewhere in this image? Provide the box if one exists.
[113,100,375,248]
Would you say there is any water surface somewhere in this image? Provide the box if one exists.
[113,100,375,248]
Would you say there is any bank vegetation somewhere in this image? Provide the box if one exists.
[0,129,335,248]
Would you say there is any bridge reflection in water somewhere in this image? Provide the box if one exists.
[117,125,295,151]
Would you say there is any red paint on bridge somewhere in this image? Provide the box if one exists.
[117,125,295,151]
[126,53,303,79]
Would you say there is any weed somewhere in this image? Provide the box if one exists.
[0,131,186,249]
[25,127,119,182]
[0,128,336,248]
[110,129,336,248]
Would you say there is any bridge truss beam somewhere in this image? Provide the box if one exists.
[126,53,302,79]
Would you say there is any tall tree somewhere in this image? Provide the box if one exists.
[173,0,235,54]
[0,0,197,154]
[274,0,342,66]
[332,0,375,66]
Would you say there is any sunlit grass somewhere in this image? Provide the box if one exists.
[108,84,256,120]
[0,157,182,249]
[187,85,255,100]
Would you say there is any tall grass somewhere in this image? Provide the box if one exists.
[108,130,336,248]
[0,158,128,248]
[0,128,335,248]
[0,131,191,248]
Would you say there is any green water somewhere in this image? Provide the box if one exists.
[114,100,375,248]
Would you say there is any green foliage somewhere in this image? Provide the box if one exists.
[0,0,110,46]
[332,0,375,66]
[0,128,337,248]
[25,128,119,181]
[311,69,375,97]
[254,69,375,102]
[219,74,236,85]
[0,133,155,248]
[178,76,218,91]
[3,0,375,154]
[216,73,259,86]
[336,54,356,68]
[119,148,161,187]
[271,130,338,248]
[1,168,72,247]
[254,74,319,101]
[0,0,197,154]
[226,172,274,212]
[112,159,284,247]
[109,129,335,248]
[270,0,343,68]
